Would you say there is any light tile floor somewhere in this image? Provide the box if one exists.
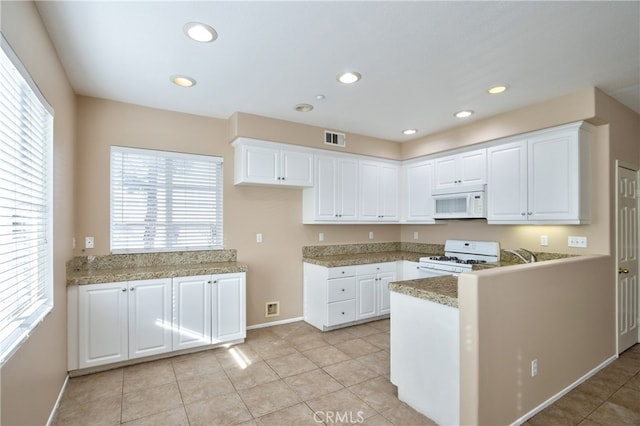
[53,320,640,426]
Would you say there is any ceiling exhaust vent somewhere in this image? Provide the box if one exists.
[324,130,346,147]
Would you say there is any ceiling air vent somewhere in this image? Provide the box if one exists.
[324,130,346,147]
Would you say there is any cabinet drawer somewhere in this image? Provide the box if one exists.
[327,277,356,303]
[356,262,396,275]
[328,266,357,279]
[327,300,356,326]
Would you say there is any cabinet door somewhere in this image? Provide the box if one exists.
[487,140,528,223]
[78,282,128,368]
[377,272,395,315]
[356,275,377,320]
[379,163,400,221]
[315,156,338,221]
[213,273,246,343]
[172,275,212,350]
[434,156,458,189]
[337,159,359,221]
[459,149,487,185]
[281,150,313,187]
[243,145,279,184]
[129,278,173,359]
[404,161,434,222]
[359,161,380,221]
[528,130,579,221]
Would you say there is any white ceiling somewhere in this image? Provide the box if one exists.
[35,1,640,142]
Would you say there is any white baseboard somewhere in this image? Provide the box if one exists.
[247,316,304,330]
[511,353,618,426]
[46,374,69,426]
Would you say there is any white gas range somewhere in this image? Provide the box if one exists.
[418,240,500,277]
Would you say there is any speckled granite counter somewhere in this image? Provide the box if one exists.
[302,242,442,267]
[389,276,459,308]
[67,250,247,286]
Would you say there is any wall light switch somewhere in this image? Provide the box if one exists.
[369,231,374,240]
[413,231,419,240]
[256,233,263,243]
[319,232,325,242]
[540,235,548,246]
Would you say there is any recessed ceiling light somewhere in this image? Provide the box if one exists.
[295,103,314,112]
[315,94,326,100]
[402,129,418,135]
[487,85,509,94]
[454,110,474,118]
[183,22,218,43]
[171,75,196,87]
[337,71,362,84]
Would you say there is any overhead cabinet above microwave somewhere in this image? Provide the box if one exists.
[486,121,593,224]
[434,148,487,190]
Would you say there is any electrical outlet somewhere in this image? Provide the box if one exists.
[369,231,374,240]
[540,235,548,246]
[414,231,419,240]
[85,236,94,249]
[568,236,587,248]
[319,232,325,242]
[531,359,538,377]
[256,233,263,243]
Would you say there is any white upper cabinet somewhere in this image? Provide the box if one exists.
[434,149,487,190]
[359,160,400,222]
[233,138,313,187]
[303,155,358,223]
[401,160,435,223]
[487,121,592,224]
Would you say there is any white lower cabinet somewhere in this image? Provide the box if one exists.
[78,278,172,369]
[356,263,395,320]
[75,273,245,370]
[304,262,394,331]
[172,273,247,350]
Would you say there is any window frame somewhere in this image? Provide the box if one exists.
[110,146,224,254]
[0,33,54,367]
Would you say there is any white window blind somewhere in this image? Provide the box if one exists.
[0,34,53,366]
[111,146,224,253]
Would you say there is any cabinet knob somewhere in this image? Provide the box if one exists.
[207,280,212,284]
[619,268,629,274]
[130,287,134,291]
[341,288,345,292]
[121,288,127,292]
[528,212,532,215]
[521,212,526,216]
[341,312,345,315]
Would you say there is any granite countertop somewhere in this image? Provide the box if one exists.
[66,250,247,286]
[302,250,436,267]
[389,276,459,308]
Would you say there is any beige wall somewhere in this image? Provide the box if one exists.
[459,255,615,425]
[0,1,76,424]
[75,96,402,325]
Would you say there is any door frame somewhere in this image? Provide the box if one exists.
[615,160,640,353]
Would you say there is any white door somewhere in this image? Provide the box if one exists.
[617,165,639,353]
[338,159,359,221]
[244,145,279,184]
[377,272,394,315]
[356,275,377,320]
[487,140,528,222]
[172,275,212,350]
[434,155,458,190]
[405,161,434,222]
[315,156,338,221]
[359,161,380,220]
[128,278,173,359]
[213,273,246,343]
[459,149,487,185]
[379,163,400,221]
[281,149,313,186]
[78,282,128,368]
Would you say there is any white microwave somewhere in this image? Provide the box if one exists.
[432,184,486,219]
